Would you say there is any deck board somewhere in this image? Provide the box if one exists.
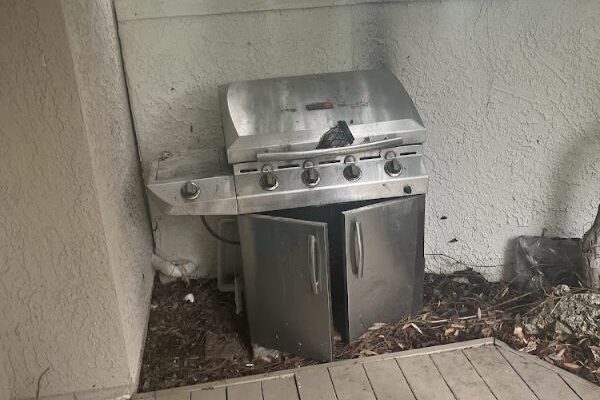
[226,381,262,400]
[498,347,580,400]
[190,387,224,400]
[295,367,337,400]
[329,363,377,400]
[141,339,600,400]
[562,376,600,400]
[463,346,537,400]
[261,375,299,400]
[430,349,496,400]
[397,354,455,400]
[363,358,416,400]
[156,391,189,400]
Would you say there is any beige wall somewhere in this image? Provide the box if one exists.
[117,0,600,281]
[116,0,383,275]
[61,0,155,387]
[0,352,9,400]
[0,0,153,398]
[381,0,600,280]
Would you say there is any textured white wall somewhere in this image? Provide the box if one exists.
[62,0,155,388]
[118,0,600,281]
[117,1,383,275]
[0,351,9,400]
[0,0,130,396]
[0,0,153,398]
[381,0,600,279]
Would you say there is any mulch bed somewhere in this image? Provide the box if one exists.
[138,270,600,392]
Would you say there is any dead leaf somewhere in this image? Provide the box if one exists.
[410,323,423,335]
[522,341,537,353]
[359,349,378,357]
[481,327,493,337]
[562,362,582,373]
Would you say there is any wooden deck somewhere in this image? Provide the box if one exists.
[135,338,600,400]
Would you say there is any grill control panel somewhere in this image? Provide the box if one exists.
[234,145,427,214]
[146,146,426,216]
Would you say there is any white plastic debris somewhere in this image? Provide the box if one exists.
[151,253,199,284]
[368,322,387,331]
[513,326,525,340]
[183,293,195,303]
[253,345,281,362]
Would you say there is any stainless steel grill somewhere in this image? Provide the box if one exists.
[147,69,428,361]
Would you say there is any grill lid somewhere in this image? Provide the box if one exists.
[219,69,425,164]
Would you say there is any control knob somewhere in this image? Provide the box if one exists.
[343,164,362,181]
[302,168,320,187]
[180,181,200,200]
[260,171,278,191]
[384,158,403,177]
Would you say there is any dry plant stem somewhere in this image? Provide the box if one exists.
[490,291,535,308]
[139,272,600,392]
[583,204,600,289]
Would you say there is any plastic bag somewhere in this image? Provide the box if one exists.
[514,236,585,291]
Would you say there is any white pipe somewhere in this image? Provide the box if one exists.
[151,254,198,283]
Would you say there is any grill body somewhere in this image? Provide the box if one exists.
[146,70,429,360]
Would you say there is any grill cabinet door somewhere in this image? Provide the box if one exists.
[343,195,425,341]
[238,214,333,360]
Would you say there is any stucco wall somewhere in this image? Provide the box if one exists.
[117,0,600,280]
[381,0,600,279]
[0,0,153,398]
[116,1,383,275]
[61,0,155,388]
[0,351,10,400]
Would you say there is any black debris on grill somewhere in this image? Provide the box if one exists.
[316,120,354,149]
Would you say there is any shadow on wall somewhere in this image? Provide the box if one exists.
[543,127,600,236]
[503,127,600,282]
[134,3,386,278]
[501,240,516,282]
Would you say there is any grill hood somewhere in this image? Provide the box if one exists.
[219,69,425,164]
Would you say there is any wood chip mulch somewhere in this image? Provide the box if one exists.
[138,270,600,392]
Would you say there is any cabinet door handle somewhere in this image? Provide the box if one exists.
[353,220,364,278]
[308,234,320,295]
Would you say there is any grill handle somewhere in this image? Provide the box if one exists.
[308,234,320,295]
[353,221,364,278]
[256,136,404,162]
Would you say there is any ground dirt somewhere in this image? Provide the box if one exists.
[138,270,600,392]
